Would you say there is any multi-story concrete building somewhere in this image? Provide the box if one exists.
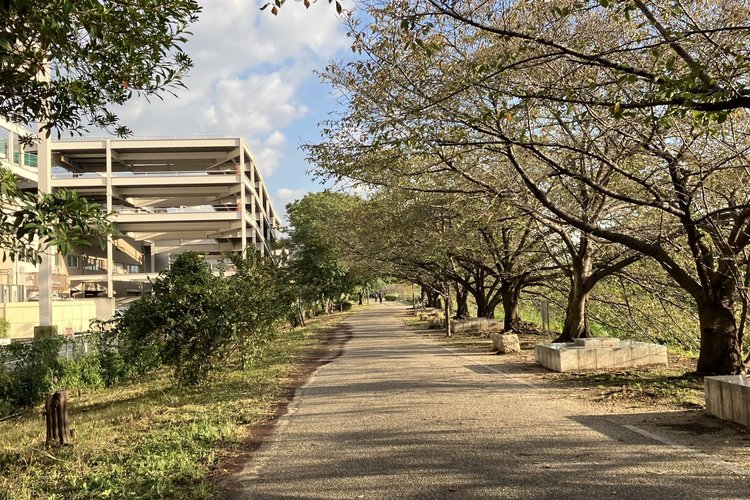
[1,120,280,338]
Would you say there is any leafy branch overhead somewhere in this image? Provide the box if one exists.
[260,0,344,16]
[0,0,200,137]
[0,167,111,262]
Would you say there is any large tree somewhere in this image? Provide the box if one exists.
[285,192,363,313]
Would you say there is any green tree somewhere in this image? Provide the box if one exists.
[1,0,200,137]
[227,251,294,367]
[286,192,363,314]
[309,0,750,374]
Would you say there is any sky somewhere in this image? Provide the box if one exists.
[114,0,355,222]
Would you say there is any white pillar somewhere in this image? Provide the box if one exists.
[7,130,13,165]
[106,140,113,298]
[37,125,53,327]
[239,148,247,254]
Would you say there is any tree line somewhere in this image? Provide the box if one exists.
[304,0,750,375]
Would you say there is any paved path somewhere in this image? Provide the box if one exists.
[230,304,750,499]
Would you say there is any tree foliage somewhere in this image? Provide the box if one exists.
[1,0,200,137]
[96,251,293,386]
[285,192,366,312]
[306,0,750,374]
[0,167,111,261]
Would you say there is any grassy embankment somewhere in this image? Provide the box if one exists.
[0,309,355,499]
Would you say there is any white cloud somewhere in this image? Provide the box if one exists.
[251,131,287,176]
[113,1,351,177]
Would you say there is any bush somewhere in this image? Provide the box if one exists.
[0,318,9,338]
[59,352,104,395]
[384,293,399,301]
[0,337,63,410]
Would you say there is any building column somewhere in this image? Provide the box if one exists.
[37,124,53,327]
[239,148,247,254]
[106,140,113,298]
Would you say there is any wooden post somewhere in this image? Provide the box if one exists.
[45,391,71,446]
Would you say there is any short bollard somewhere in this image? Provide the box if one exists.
[44,391,72,447]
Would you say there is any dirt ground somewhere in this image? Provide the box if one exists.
[403,308,750,473]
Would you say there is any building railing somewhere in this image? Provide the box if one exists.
[0,140,38,168]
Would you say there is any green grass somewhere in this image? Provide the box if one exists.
[0,310,356,499]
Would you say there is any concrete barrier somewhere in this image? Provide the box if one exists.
[534,337,668,372]
[705,375,750,427]
[453,318,504,333]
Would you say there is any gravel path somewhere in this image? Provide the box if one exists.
[228,304,750,499]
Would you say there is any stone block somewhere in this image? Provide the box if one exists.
[577,348,597,370]
[491,333,521,354]
[612,346,632,368]
[631,343,651,366]
[559,348,579,372]
[595,348,614,369]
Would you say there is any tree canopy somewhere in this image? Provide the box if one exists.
[306,0,750,374]
[1,0,200,137]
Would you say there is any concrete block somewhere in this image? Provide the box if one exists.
[577,348,597,370]
[574,338,601,347]
[612,347,632,368]
[730,382,750,428]
[559,348,579,372]
[599,337,620,347]
[650,345,668,366]
[34,325,58,339]
[705,378,720,416]
[631,343,651,366]
[595,348,614,369]
[720,380,734,421]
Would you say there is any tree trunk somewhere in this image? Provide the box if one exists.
[455,283,469,318]
[501,283,521,331]
[426,289,442,309]
[556,286,591,342]
[358,291,363,305]
[474,292,493,318]
[696,299,743,375]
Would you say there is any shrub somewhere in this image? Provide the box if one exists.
[0,318,9,338]
[384,293,399,301]
[59,352,104,395]
[0,337,63,410]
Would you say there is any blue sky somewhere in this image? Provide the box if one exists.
[114,1,355,222]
